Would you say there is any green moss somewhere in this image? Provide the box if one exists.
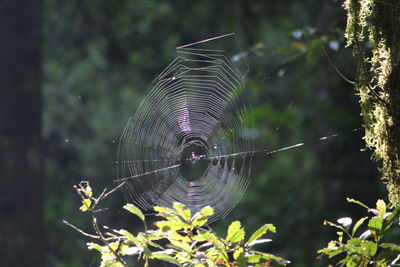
[343,0,400,204]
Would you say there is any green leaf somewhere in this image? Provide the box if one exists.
[205,248,221,260]
[347,237,362,246]
[247,255,261,263]
[352,217,368,236]
[318,241,346,258]
[191,213,208,227]
[337,231,343,243]
[200,206,214,217]
[376,199,386,218]
[116,229,139,245]
[226,221,245,243]
[147,241,163,250]
[173,202,191,221]
[123,203,145,221]
[154,206,176,216]
[233,247,244,260]
[360,240,378,257]
[87,242,103,252]
[168,232,191,243]
[154,206,181,221]
[150,253,180,266]
[250,251,290,265]
[368,217,383,233]
[380,243,400,251]
[382,205,400,232]
[79,199,91,212]
[190,206,214,227]
[155,221,187,232]
[248,224,276,244]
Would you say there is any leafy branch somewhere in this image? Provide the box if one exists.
[318,198,400,266]
[65,181,289,267]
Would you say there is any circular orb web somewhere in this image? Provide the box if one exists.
[116,47,254,222]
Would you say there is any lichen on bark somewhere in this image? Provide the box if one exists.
[343,0,400,204]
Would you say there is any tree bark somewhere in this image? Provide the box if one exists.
[0,0,45,265]
[343,0,400,204]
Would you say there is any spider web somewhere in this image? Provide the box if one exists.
[115,34,256,222]
[115,34,355,222]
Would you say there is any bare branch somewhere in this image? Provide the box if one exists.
[63,219,101,240]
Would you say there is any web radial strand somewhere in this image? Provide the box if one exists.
[116,47,253,222]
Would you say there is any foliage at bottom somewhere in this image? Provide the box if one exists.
[66,181,289,267]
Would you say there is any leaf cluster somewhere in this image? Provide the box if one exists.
[68,182,289,267]
[318,198,400,266]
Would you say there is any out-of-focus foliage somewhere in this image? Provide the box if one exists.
[318,198,400,266]
[41,0,383,266]
[69,182,288,267]
[343,0,400,205]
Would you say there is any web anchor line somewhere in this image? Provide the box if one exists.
[208,129,360,160]
[114,164,181,182]
[114,128,360,182]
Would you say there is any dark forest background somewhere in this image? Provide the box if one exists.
[0,0,386,266]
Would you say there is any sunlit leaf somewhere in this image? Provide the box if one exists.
[79,199,91,212]
[154,206,176,216]
[247,254,261,263]
[151,253,180,266]
[248,224,276,244]
[173,202,191,221]
[168,232,191,243]
[382,205,400,232]
[191,212,208,227]
[226,221,245,243]
[368,217,383,233]
[360,240,378,257]
[376,199,386,218]
[380,243,400,251]
[115,229,139,245]
[87,242,103,252]
[123,204,145,221]
[200,206,214,217]
[233,247,244,260]
[155,221,186,232]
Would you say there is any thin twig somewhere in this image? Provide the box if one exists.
[69,181,129,267]
[90,210,128,266]
[63,220,122,241]
[99,182,126,202]
[63,219,101,239]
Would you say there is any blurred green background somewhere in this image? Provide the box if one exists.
[1,0,386,266]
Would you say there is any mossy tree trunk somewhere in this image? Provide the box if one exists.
[343,0,400,204]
